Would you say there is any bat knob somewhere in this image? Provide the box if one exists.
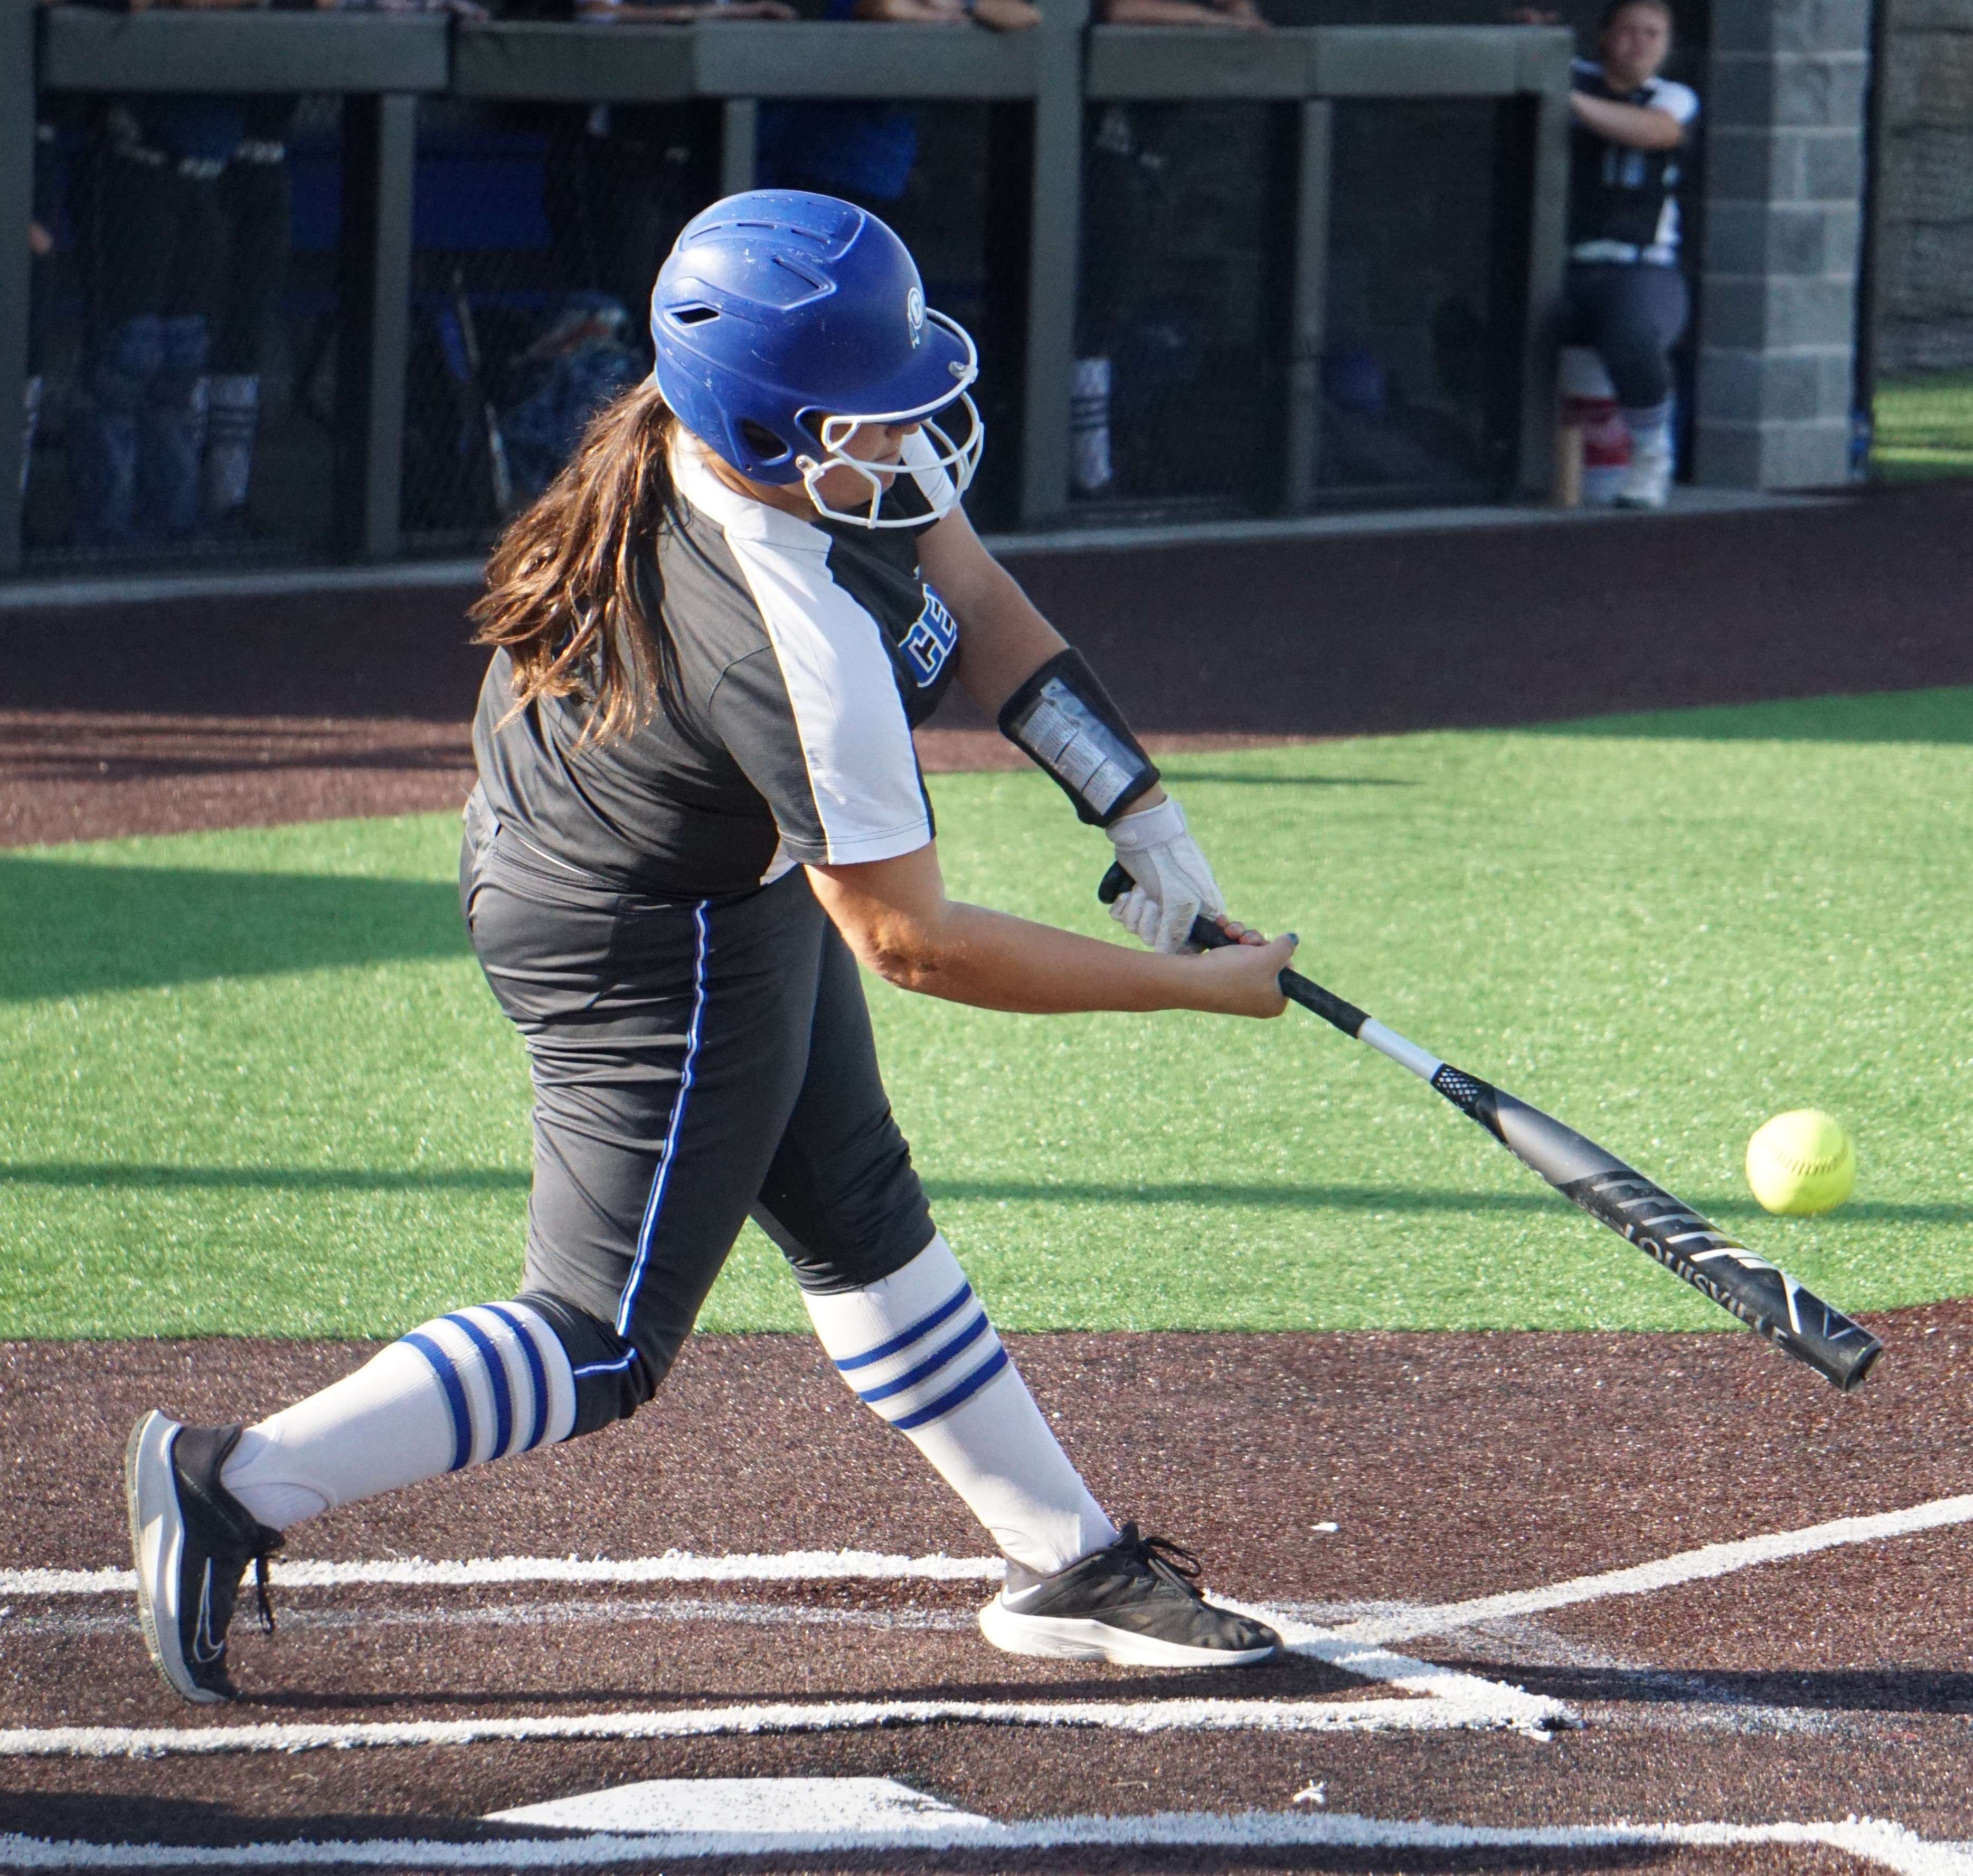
[1096,862,1235,952]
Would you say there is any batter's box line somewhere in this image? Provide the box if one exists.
[0,1672,1562,1763]
[0,1550,1565,1756]
[23,1485,1971,1761]
[0,1550,1008,1598]
[0,1811,1970,1873]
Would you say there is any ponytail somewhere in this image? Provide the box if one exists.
[470,380,683,748]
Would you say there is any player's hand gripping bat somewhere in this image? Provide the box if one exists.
[1098,861,1881,1392]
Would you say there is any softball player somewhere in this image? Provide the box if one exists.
[1562,0,1700,509]
[126,191,1296,1705]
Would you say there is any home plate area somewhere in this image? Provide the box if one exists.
[7,1315,1973,1873]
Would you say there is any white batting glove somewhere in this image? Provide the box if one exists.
[1103,795,1226,953]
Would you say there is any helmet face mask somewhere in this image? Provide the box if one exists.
[797,314,984,529]
[650,191,986,530]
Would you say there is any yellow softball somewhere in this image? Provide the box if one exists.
[1745,1110,1856,1216]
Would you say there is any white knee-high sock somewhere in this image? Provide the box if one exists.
[801,1235,1117,1576]
[219,1303,577,1531]
[1622,400,1673,449]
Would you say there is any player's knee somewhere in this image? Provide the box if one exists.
[514,1289,665,1437]
[764,1200,937,1296]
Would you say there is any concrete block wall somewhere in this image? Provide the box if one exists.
[1695,0,1872,487]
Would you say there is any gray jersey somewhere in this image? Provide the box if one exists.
[474,432,962,898]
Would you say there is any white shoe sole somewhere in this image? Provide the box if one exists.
[126,1411,221,1705]
[978,1594,1278,1669]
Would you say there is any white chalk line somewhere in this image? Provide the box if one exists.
[18,1492,1966,1763]
[0,1688,1542,1762]
[0,1595,973,1642]
[0,1561,1564,1756]
[0,1811,1967,1874]
[1335,1492,1973,1647]
[20,1486,1973,1623]
[0,1550,1005,1599]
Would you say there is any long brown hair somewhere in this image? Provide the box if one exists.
[470,379,684,747]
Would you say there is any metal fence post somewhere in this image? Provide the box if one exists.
[719,98,758,196]
[334,93,417,563]
[1014,0,1088,528]
[1516,80,1569,496]
[0,0,36,574]
[1275,99,1332,515]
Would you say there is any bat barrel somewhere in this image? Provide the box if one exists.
[1816,1332,1882,1393]
[1093,863,1881,1394]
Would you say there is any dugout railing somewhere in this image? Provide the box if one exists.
[0,2,1571,575]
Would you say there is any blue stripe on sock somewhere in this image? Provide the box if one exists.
[444,1311,512,1462]
[834,1281,974,1374]
[402,1330,471,1472]
[484,1304,551,1453]
[890,1343,1011,1432]
[856,1311,992,1407]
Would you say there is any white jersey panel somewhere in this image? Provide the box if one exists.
[1648,78,1700,125]
[727,535,932,863]
[673,436,932,868]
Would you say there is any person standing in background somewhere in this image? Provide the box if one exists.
[199,97,299,537]
[67,93,239,547]
[1561,0,1698,510]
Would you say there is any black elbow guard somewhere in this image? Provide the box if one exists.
[996,648,1160,827]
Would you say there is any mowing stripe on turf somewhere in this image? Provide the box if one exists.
[0,1812,1964,1873]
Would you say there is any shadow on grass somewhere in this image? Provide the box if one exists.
[1523,686,1973,744]
[0,1163,526,1192]
[925,1179,1973,1227]
[1151,772,1421,788]
[4,1163,1967,1228]
[0,858,468,1001]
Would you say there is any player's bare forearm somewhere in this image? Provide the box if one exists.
[918,508,1168,810]
[1570,91,1684,149]
[919,506,1066,716]
[918,506,1169,810]
[807,845,1289,1017]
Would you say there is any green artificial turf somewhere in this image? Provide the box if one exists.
[1872,371,1973,483]
[5,686,1972,1340]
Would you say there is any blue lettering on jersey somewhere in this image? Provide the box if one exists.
[902,584,959,687]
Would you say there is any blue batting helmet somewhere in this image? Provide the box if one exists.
[649,190,982,528]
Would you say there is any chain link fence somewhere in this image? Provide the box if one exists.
[402,96,1007,551]
[1318,97,1507,500]
[15,20,1575,569]
[1069,101,1272,515]
[23,94,345,567]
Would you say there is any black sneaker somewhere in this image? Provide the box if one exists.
[125,1412,282,1704]
[978,1523,1281,1668]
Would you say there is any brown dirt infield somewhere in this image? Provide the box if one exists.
[5,486,1973,1869]
[5,1308,1973,1868]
